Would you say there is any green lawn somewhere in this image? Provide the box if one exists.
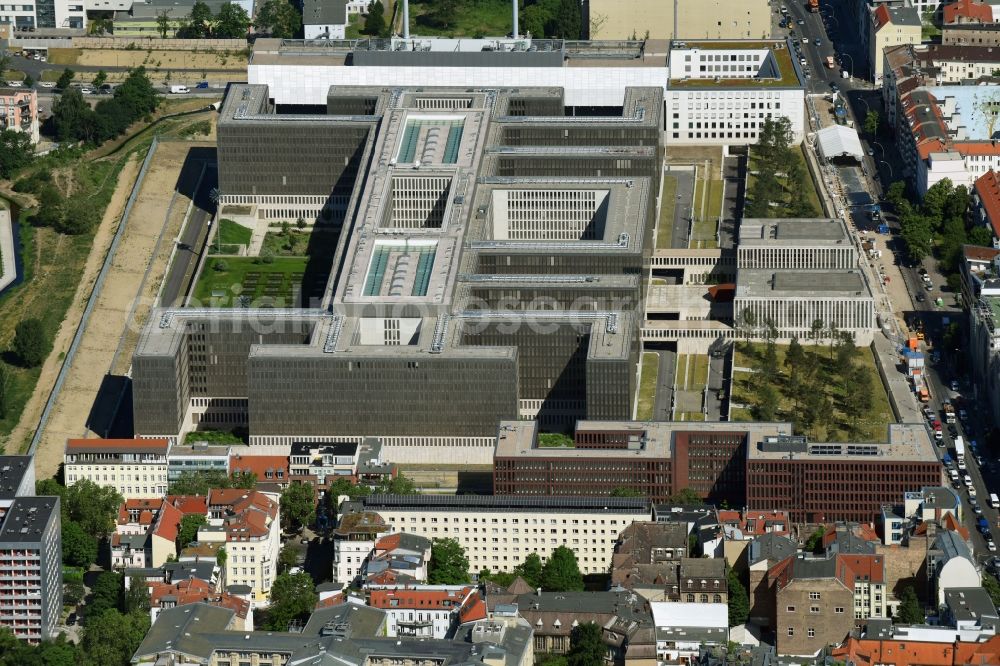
[537,433,574,448]
[637,352,659,420]
[193,257,310,308]
[675,353,689,391]
[208,218,252,255]
[408,0,515,37]
[38,70,62,83]
[746,145,823,218]
[261,228,340,258]
[2,70,26,82]
[691,174,723,249]
[731,342,893,442]
[345,14,364,38]
[657,174,678,249]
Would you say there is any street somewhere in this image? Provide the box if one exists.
[786,0,1000,564]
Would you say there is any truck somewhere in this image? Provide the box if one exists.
[826,56,835,69]
[955,436,965,464]
[914,375,930,402]
[943,401,956,424]
[808,0,819,12]
[169,85,189,94]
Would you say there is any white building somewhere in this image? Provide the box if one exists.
[929,531,981,607]
[246,36,805,143]
[650,602,729,664]
[0,0,84,30]
[64,438,170,500]
[369,585,481,639]
[332,511,389,587]
[197,489,281,606]
[344,495,651,576]
[666,41,806,144]
[302,0,348,40]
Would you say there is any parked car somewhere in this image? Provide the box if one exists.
[195,81,209,89]
[950,380,960,392]
[990,541,998,552]
[39,81,54,88]
[80,87,93,94]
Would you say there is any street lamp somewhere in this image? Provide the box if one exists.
[841,52,854,79]
[871,141,884,158]
[880,160,894,179]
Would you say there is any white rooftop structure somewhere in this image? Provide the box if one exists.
[650,602,729,629]
[816,125,865,162]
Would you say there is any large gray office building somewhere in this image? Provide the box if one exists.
[132,84,661,447]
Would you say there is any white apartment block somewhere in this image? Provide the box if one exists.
[346,496,651,575]
[198,489,281,606]
[64,438,170,500]
[0,0,84,31]
[369,585,479,639]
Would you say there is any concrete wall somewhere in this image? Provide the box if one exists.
[588,0,770,40]
[73,36,247,50]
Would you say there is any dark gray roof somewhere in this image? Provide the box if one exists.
[748,534,798,566]
[303,0,348,26]
[827,526,877,555]
[888,6,921,27]
[302,602,386,637]
[945,587,999,629]
[789,555,838,580]
[0,456,32,499]
[0,497,59,544]
[291,440,358,456]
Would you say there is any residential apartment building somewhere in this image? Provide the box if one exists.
[166,444,230,483]
[833,623,1000,664]
[928,530,981,606]
[0,87,38,144]
[332,511,389,586]
[110,496,207,570]
[943,0,996,25]
[364,533,432,586]
[64,438,170,499]
[747,534,799,628]
[0,0,84,31]
[870,5,922,82]
[745,426,944,523]
[650,603,729,664]
[769,555,855,657]
[197,489,280,605]
[943,22,1000,45]
[344,495,651,575]
[974,170,1000,247]
[585,0,770,40]
[302,0,348,39]
[963,244,1000,429]
[148,577,253,631]
[289,441,359,486]
[369,585,483,639]
[0,456,61,643]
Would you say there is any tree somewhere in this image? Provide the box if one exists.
[547,0,582,39]
[88,572,124,618]
[864,110,880,135]
[80,610,150,666]
[896,585,924,624]
[255,0,302,38]
[64,578,86,606]
[265,572,317,630]
[377,472,419,495]
[970,225,994,247]
[428,538,470,584]
[56,68,75,90]
[804,526,826,554]
[540,545,584,591]
[981,573,1000,608]
[424,0,460,30]
[843,366,873,436]
[62,520,99,568]
[565,622,605,666]
[515,552,544,589]
[277,543,299,574]
[610,486,643,497]
[363,0,387,36]
[177,514,207,550]
[13,318,50,368]
[296,217,307,230]
[280,482,316,532]
[125,579,151,614]
[156,9,173,38]
[64,478,124,535]
[0,128,34,179]
[666,487,702,504]
[92,70,108,89]
[215,2,251,38]
[727,567,750,626]
[114,67,159,119]
[188,1,213,37]
[754,383,779,421]
[51,87,96,142]
[886,180,907,209]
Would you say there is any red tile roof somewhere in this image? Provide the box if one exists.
[975,170,1000,240]
[873,5,892,31]
[941,512,971,541]
[965,245,1000,262]
[315,593,346,609]
[943,0,993,24]
[229,455,289,482]
[718,509,791,537]
[66,438,169,452]
[832,635,1000,665]
[458,594,487,624]
[207,489,278,540]
[148,578,250,620]
[369,586,476,611]
[836,554,886,586]
[167,495,208,515]
[151,501,183,543]
[375,534,401,552]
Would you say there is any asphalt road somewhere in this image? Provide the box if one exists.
[160,163,217,308]
[666,167,695,249]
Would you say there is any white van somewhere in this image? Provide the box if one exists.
[170,85,189,94]
[991,493,1000,509]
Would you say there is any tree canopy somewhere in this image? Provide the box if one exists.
[12,318,50,368]
[62,520,99,568]
[0,129,34,180]
[255,0,302,38]
[177,514,207,550]
[215,2,251,38]
[168,469,256,495]
[51,67,158,146]
[363,0,388,36]
[429,538,470,584]
[727,567,750,626]
[265,572,317,630]
[280,482,316,532]
[540,545,584,591]
[896,585,925,624]
[566,622,606,666]
[81,609,150,666]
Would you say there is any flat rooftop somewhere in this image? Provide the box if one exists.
[0,497,58,544]
[0,456,32,500]
[737,269,871,298]
[355,493,651,514]
[748,423,939,462]
[667,40,801,89]
[738,218,852,246]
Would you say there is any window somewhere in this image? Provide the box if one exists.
[787,627,794,636]
[810,605,820,613]
[808,628,816,638]
[808,592,821,600]
[786,606,795,612]
[835,607,845,614]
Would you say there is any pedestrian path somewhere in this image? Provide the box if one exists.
[0,209,16,294]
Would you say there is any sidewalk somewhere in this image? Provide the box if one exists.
[0,209,14,294]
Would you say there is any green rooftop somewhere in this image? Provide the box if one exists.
[668,41,801,89]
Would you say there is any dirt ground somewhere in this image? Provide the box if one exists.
[5,154,143,466]
[28,142,211,480]
[55,48,247,72]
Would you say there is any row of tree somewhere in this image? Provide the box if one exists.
[50,66,159,145]
[36,477,124,570]
[416,0,581,39]
[745,116,818,218]
[431,538,586,592]
[155,0,300,39]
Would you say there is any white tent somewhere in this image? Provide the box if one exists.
[816,125,865,162]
